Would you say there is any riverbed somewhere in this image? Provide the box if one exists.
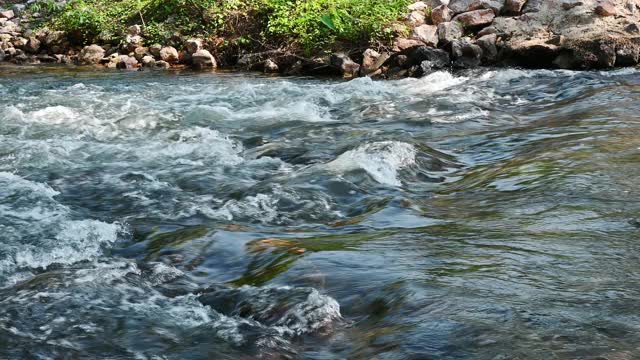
[1,65,640,359]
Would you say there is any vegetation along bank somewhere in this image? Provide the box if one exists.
[1,0,640,77]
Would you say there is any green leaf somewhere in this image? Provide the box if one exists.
[319,14,336,31]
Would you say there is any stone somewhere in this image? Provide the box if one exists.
[438,21,463,44]
[522,0,544,12]
[478,26,497,37]
[477,33,498,62]
[393,37,425,51]
[44,31,65,46]
[625,23,640,33]
[36,54,57,63]
[149,44,162,58]
[141,55,156,67]
[408,1,430,11]
[12,37,27,49]
[411,24,439,47]
[125,35,143,52]
[133,46,149,61]
[26,36,40,53]
[54,54,71,64]
[562,1,583,10]
[407,10,427,26]
[330,53,360,78]
[185,38,202,54]
[179,50,192,64]
[191,49,217,69]
[503,0,527,15]
[264,59,279,73]
[409,46,451,68]
[595,1,616,16]
[0,10,14,19]
[79,44,105,65]
[0,21,20,35]
[159,46,179,63]
[468,0,505,14]
[451,38,483,67]
[615,43,640,66]
[432,5,453,25]
[116,55,138,70]
[128,25,142,36]
[449,0,476,14]
[155,60,170,69]
[452,9,495,27]
[100,52,120,68]
[361,48,390,75]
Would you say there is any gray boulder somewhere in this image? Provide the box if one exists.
[411,24,439,47]
[159,46,179,64]
[79,44,105,65]
[191,49,217,69]
[438,21,463,45]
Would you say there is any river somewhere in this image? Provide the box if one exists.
[1,65,640,359]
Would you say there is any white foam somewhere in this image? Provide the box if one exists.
[13,220,121,270]
[328,141,417,186]
[0,173,123,277]
[399,71,469,94]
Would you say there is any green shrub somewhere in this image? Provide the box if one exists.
[265,0,410,51]
[49,0,411,51]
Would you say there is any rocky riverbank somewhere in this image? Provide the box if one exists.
[1,0,640,77]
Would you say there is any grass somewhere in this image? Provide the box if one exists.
[34,0,412,53]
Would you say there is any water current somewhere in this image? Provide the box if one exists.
[1,64,640,359]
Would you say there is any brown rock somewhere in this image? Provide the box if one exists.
[0,10,14,19]
[595,1,616,16]
[79,44,105,65]
[503,0,528,15]
[452,9,495,27]
[159,46,179,64]
[155,60,171,69]
[149,44,162,58]
[411,24,439,47]
[191,49,217,69]
[26,36,40,53]
[141,55,156,68]
[361,48,390,76]
[393,37,425,51]
[185,38,203,54]
[330,53,360,78]
[432,5,453,25]
[133,47,149,61]
[117,55,138,70]
[264,59,279,73]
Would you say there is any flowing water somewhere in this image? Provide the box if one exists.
[1,64,640,359]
